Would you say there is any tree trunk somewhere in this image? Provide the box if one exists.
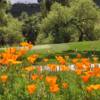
[79,33,83,41]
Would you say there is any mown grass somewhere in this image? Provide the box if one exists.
[21,40,100,65]
[26,40,100,54]
[0,41,100,65]
[0,40,100,63]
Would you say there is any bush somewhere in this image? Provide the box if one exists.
[22,14,41,44]
[0,15,24,46]
[36,0,100,44]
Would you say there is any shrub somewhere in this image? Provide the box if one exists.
[0,15,24,46]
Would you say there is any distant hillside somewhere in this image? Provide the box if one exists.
[10,0,100,17]
[94,0,100,7]
[10,3,40,17]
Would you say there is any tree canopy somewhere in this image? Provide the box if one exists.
[0,0,100,45]
[36,0,100,44]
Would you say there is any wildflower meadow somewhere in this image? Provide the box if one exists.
[0,42,100,100]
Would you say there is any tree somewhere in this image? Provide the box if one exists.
[70,0,99,41]
[0,0,9,26]
[19,12,29,21]
[36,3,72,44]
[36,0,99,44]
[39,0,51,17]
[0,0,10,45]
[22,14,42,44]
[0,14,23,46]
[38,0,76,16]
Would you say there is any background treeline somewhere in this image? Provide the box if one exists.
[10,3,40,17]
[0,0,100,46]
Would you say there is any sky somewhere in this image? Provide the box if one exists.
[10,0,38,4]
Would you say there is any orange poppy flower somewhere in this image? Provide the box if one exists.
[27,54,38,63]
[75,69,82,75]
[93,67,100,77]
[27,84,36,94]
[81,58,89,64]
[75,62,83,69]
[85,71,94,77]
[6,48,16,54]
[31,74,38,80]
[20,42,29,47]
[0,59,9,65]
[93,57,98,62]
[43,58,49,62]
[46,76,57,85]
[27,43,33,50]
[24,66,35,72]
[86,86,93,92]
[60,65,69,72]
[27,57,36,63]
[1,75,8,82]
[77,53,81,58]
[56,56,66,65]
[81,75,90,83]
[8,60,22,65]
[48,64,57,71]
[17,49,28,57]
[39,75,43,80]
[84,62,91,69]
[86,84,100,92]
[62,83,68,89]
[92,84,100,90]
[72,59,78,64]
[50,84,59,93]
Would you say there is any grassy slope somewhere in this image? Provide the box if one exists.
[0,40,100,52]
[0,40,100,64]
[23,40,100,65]
[28,40,100,54]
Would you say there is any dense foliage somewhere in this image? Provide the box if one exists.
[22,14,41,44]
[0,0,100,45]
[0,0,23,46]
[36,0,100,44]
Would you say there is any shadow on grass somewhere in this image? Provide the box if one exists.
[22,50,100,64]
[37,50,100,61]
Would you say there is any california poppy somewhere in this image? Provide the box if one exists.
[86,86,93,92]
[24,66,35,72]
[62,83,68,89]
[43,58,49,62]
[77,53,81,58]
[46,76,57,85]
[60,65,69,72]
[27,84,36,94]
[81,75,90,83]
[50,84,59,93]
[75,69,82,75]
[1,75,8,82]
[86,84,100,92]
[31,74,38,80]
